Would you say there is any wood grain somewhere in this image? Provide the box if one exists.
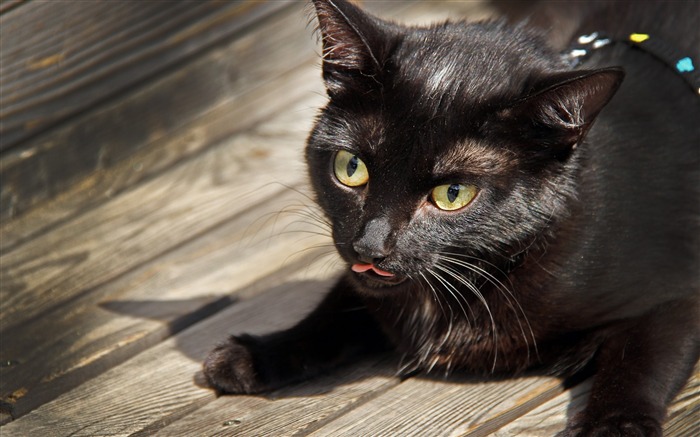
[305,374,563,437]
[664,369,700,437]
[0,0,306,221]
[494,368,700,436]
[149,358,401,437]
[0,64,322,250]
[0,0,292,149]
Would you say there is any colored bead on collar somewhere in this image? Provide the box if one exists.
[563,32,700,96]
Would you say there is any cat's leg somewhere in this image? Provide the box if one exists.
[562,297,700,437]
[203,276,388,394]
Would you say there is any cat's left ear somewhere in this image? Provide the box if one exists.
[311,0,392,96]
[494,67,625,159]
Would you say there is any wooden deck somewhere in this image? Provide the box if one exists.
[1,1,697,435]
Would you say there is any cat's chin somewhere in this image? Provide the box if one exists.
[348,269,408,293]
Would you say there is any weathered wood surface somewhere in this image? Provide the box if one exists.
[494,369,700,437]
[0,0,296,221]
[0,0,290,149]
[305,376,564,437]
[0,86,323,331]
[1,1,698,436]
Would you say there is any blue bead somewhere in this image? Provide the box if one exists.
[676,57,695,73]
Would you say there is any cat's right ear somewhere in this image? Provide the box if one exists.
[311,0,390,96]
[490,68,625,160]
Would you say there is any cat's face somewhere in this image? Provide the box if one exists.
[306,81,549,294]
[306,0,623,294]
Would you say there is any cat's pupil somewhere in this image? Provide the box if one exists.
[347,156,359,177]
[447,184,460,203]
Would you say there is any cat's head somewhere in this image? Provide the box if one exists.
[306,0,623,294]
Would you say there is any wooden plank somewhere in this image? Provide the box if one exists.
[147,358,400,437]
[0,185,335,422]
[0,0,292,150]
[0,0,305,221]
[303,374,563,436]
[0,0,412,225]
[493,368,700,436]
[0,81,326,331]
[492,380,592,437]
[0,277,397,436]
[154,370,562,437]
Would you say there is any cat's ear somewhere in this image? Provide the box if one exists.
[494,68,625,159]
[311,0,390,96]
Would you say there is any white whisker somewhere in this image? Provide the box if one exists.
[436,252,539,365]
[434,262,499,372]
[419,272,455,363]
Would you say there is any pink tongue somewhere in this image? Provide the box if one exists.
[351,263,395,277]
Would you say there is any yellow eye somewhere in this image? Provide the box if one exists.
[334,150,369,187]
[431,183,477,211]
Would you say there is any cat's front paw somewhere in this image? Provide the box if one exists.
[560,411,662,437]
[203,334,267,394]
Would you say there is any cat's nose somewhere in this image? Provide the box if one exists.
[353,217,392,264]
[353,241,388,264]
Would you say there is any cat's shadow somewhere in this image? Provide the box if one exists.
[101,279,386,396]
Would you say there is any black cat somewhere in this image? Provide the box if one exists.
[204,1,700,435]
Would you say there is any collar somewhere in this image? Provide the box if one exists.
[563,31,700,96]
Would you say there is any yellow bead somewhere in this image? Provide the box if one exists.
[629,33,650,43]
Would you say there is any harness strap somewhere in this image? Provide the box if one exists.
[563,32,700,96]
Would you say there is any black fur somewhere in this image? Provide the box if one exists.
[204,1,700,435]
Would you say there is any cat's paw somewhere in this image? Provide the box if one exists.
[559,412,662,437]
[203,334,267,394]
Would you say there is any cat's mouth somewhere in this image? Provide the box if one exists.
[350,263,407,288]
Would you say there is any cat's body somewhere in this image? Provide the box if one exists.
[204,1,700,435]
